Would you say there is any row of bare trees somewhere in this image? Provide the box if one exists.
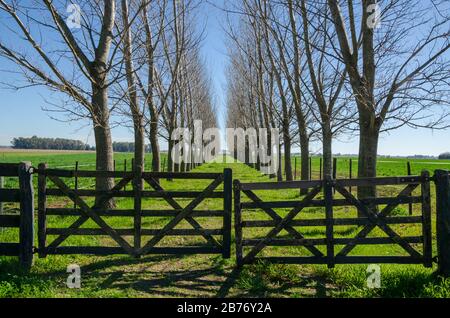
[0,0,217,206]
[225,0,450,200]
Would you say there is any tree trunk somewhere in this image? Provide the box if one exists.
[357,123,379,196]
[149,117,160,172]
[299,129,310,195]
[92,84,115,208]
[133,120,145,172]
[322,124,333,178]
[277,142,283,181]
[283,133,293,181]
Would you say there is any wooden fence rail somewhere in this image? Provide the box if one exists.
[0,162,34,270]
[234,171,432,268]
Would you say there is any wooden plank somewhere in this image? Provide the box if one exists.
[46,228,223,236]
[240,180,322,191]
[407,162,413,215]
[250,256,423,265]
[133,167,142,253]
[45,208,224,217]
[0,176,4,214]
[38,163,48,258]
[44,246,223,256]
[0,163,19,176]
[18,162,34,270]
[421,171,432,268]
[222,168,232,259]
[0,243,20,256]
[334,176,423,187]
[324,177,334,268]
[142,172,222,179]
[242,236,423,246]
[241,216,423,227]
[41,169,134,178]
[434,170,450,276]
[0,189,21,202]
[45,189,224,198]
[234,180,243,267]
[0,215,20,227]
[241,196,422,209]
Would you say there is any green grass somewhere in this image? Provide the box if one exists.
[1,151,450,298]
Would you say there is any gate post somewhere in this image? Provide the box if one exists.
[18,162,34,270]
[234,180,243,267]
[133,164,143,257]
[435,170,450,276]
[38,163,48,258]
[222,168,232,259]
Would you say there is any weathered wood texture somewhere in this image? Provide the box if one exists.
[236,173,432,267]
[435,170,450,276]
[37,165,232,259]
[0,162,34,270]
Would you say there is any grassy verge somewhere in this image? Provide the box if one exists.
[1,155,450,297]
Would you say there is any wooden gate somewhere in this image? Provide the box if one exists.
[37,164,232,258]
[234,171,432,268]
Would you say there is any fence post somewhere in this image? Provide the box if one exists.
[407,162,413,215]
[435,170,450,276]
[294,157,297,180]
[309,157,312,180]
[18,162,34,270]
[319,158,322,180]
[421,171,432,268]
[38,163,48,258]
[349,159,353,194]
[133,163,142,257]
[0,176,4,215]
[324,175,334,269]
[234,180,243,267]
[222,169,232,259]
[74,161,79,210]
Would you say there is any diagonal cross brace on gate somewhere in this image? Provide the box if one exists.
[43,174,134,253]
[239,185,323,265]
[46,175,135,255]
[143,176,221,249]
[334,182,421,258]
[138,175,225,256]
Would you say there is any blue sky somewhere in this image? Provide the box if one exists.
[0,1,448,156]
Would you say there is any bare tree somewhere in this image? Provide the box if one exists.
[327,0,450,200]
[0,0,123,207]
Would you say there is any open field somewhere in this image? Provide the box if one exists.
[1,151,450,298]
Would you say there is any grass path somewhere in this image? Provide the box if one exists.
[1,159,450,298]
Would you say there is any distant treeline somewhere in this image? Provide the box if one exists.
[11,137,152,153]
[11,136,93,150]
[113,142,151,153]
[439,153,450,160]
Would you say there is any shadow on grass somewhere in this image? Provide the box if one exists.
[2,254,450,298]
